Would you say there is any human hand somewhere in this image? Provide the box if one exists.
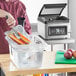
[0,9,16,28]
[0,9,7,17]
[6,13,16,28]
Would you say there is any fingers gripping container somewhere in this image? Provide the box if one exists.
[5,25,45,68]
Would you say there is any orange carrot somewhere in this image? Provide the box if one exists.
[20,39,29,44]
[8,34,25,45]
[13,34,29,44]
[17,32,31,43]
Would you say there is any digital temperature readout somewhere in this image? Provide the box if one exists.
[48,26,67,36]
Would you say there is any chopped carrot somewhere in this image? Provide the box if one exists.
[8,34,25,45]
[20,39,29,44]
[13,34,29,44]
[17,32,31,43]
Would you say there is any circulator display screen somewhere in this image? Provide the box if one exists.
[48,26,67,36]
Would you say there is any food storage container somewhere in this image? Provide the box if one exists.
[5,25,47,68]
[6,35,44,68]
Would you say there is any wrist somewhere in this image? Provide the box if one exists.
[2,10,9,18]
[4,12,10,18]
[5,12,11,19]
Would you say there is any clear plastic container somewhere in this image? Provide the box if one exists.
[5,25,47,68]
[6,35,44,68]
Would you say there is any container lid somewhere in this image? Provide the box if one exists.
[39,3,67,17]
